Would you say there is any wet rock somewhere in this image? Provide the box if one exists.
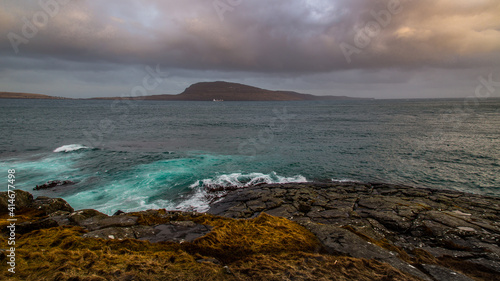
[34,180,75,190]
[0,190,33,214]
[32,196,74,215]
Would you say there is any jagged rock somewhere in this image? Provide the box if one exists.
[305,222,432,281]
[33,180,75,190]
[421,264,475,281]
[32,196,74,215]
[468,258,500,274]
[17,218,59,234]
[208,182,500,281]
[0,190,33,214]
[4,183,500,281]
[49,210,72,226]
[68,209,108,225]
[78,215,139,231]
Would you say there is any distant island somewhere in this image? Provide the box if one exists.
[1,81,371,101]
[0,92,69,99]
[96,81,370,101]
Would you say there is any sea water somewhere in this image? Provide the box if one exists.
[1,99,498,214]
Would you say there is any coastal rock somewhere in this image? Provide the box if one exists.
[305,222,432,281]
[421,264,475,281]
[68,209,108,225]
[78,215,139,231]
[208,182,500,280]
[0,189,33,214]
[32,196,74,215]
[83,225,158,240]
[140,222,213,243]
[4,183,499,281]
[17,218,59,234]
[33,180,76,190]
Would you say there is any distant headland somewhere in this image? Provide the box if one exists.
[0,92,69,99]
[1,81,371,101]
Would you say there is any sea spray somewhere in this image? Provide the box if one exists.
[178,172,308,212]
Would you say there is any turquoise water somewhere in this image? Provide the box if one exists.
[1,99,499,214]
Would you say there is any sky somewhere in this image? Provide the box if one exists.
[0,0,499,99]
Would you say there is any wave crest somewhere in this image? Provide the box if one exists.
[53,144,90,153]
[177,172,307,212]
[191,172,307,191]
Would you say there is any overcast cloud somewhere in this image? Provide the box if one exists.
[0,0,499,98]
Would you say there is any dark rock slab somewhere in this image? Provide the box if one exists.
[83,225,158,240]
[208,182,500,281]
[78,215,138,231]
[34,180,75,191]
[421,264,475,281]
[140,221,213,243]
[68,209,108,225]
[305,222,431,281]
[48,210,72,226]
[468,258,500,274]
[17,218,59,234]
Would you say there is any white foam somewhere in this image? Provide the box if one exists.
[176,172,308,212]
[53,144,89,153]
[191,172,307,190]
[331,178,360,183]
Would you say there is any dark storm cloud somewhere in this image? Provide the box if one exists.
[2,0,499,71]
[0,0,499,98]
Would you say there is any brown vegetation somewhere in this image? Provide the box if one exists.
[1,210,420,280]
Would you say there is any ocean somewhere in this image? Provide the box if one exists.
[1,98,499,214]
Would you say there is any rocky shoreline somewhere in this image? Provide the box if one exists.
[209,182,500,280]
[1,182,499,280]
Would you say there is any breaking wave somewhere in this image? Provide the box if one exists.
[53,144,90,153]
[176,172,307,212]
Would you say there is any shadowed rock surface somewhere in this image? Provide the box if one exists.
[208,182,500,280]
